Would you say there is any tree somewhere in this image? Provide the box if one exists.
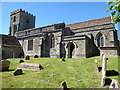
[107,0,120,23]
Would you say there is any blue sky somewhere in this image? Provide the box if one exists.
[1,2,120,40]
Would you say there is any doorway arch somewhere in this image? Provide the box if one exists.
[67,42,75,58]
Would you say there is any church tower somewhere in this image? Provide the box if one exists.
[9,9,36,36]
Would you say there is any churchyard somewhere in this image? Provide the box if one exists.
[1,56,119,88]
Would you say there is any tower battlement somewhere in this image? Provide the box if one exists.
[10,9,35,18]
[9,9,36,36]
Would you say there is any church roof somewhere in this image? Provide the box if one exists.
[1,34,21,47]
[66,16,113,30]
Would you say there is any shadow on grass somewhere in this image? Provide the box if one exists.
[106,70,119,76]
[2,69,15,72]
[14,73,25,76]
[105,78,112,86]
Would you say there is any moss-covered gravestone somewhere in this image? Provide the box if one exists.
[25,56,30,60]
[0,60,10,71]
[13,69,22,76]
[19,60,24,63]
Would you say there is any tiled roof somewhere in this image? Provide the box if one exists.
[1,34,21,47]
[66,16,113,30]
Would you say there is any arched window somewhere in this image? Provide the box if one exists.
[51,37,55,48]
[50,33,55,48]
[13,16,16,22]
[28,40,33,50]
[14,25,17,32]
[97,33,104,47]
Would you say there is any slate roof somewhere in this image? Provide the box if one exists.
[66,16,113,30]
[1,34,21,47]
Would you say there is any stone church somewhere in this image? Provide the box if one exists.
[1,9,120,59]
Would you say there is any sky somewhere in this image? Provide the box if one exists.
[1,2,120,40]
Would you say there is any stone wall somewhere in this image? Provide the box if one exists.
[70,27,117,47]
[65,17,119,48]
[18,30,62,58]
[63,35,87,58]
[18,36,42,58]
[2,46,21,59]
[100,47,119,57]
[85,37,100,58]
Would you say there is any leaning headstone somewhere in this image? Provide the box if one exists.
[61,81,67,89]
[101,55,107,87]
[0,60,10,71]
[13,69,22,76]
[39,64,44,70]
[25,55,30,60]
[19,60,24,63]
[18,63,44,71]
[109,79,119,88]
[95,60,99,73]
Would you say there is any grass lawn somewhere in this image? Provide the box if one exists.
[1,56,119,88]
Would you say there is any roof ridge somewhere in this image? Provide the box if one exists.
[66,16,111,26]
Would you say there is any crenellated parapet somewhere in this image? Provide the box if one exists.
[10,9,35,18]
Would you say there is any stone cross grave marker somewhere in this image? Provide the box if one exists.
[95,60,99,73]
[109,79,119,88]
[61,81,68,89]
[101,55,107,87]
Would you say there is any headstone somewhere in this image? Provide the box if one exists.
[34,55,38,58]
[13,69,22,76]
[0,60,10,71]
[39,65,44,70]
[20,55,24,58]
[61,81,67,89]
[101,55,107,87]
[25,55,30,60]
[95,60,99,73]
[109,79,119,88]
[19,60,24,63]
[61,57,65,61]
[18,63,44,71]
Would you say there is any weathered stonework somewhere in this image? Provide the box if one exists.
[1,9,120,59]
[100,47,119,57]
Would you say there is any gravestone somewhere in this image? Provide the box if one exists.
[19,60,24,63]
[25,55,30,60]
[18,63,44,71]
[39,64,44,70]
[109,79,119,88]
[34,55,38,58]
[0,60,10,71]
[13,69,22,76]
[95,60,99,73]
[101,55,107,87]
[61,81,67,89]
[61,57,65,61]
